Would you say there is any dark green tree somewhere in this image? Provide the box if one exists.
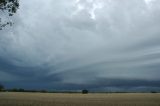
[0,0,19,30]
[82,89,88,94]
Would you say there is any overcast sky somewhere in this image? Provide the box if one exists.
[0,0,160,91]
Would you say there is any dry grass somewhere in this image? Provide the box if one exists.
[0,92,160,106]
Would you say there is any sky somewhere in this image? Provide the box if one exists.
[0,0,160,91]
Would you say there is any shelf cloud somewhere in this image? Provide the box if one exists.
[0,0,160,90]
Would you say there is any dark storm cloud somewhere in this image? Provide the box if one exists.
[0,0,160,90]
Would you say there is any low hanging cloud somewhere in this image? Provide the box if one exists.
[0,0,160,90]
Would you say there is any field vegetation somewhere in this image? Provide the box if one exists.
[0,92,160,106]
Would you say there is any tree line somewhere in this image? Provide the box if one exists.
[0,83,89,94]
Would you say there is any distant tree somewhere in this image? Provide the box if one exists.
[151,91,157,93]
[40,90,47,93]
[0,0,19,30]
[82,89,88,94]
[10,88,26,92]
[11,88,18,92]
[0,84,4,91]
[18,88,25,92]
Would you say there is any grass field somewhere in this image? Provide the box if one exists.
[0,92,160,106]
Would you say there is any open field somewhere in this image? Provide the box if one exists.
[0,92,160,106]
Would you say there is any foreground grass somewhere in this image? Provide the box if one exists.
[0,92,160,106]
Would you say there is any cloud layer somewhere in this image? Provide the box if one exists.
[0,0,160,90]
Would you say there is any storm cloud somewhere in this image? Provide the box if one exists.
[0,0,160,90]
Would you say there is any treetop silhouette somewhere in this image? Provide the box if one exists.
[0,0,19,30]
